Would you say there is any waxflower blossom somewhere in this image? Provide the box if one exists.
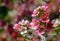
[13,20,29,35]
[39,14,49,22]
[12,0,60,40]
[18,19,29,26]
[28,18,40,30]
[32,6,48,17]
[33,29,46,41]
[32,5,50,22]
[13,19,46,41]
[19,26,27,35]
[13,24,20,30]
[1,0,60,41]
[13,5,56,41]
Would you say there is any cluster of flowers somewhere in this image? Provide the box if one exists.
[13,5,60,41]
[0,0,60,41]
[13,19,46,41]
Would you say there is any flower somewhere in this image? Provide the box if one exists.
[38,25,45,34]
[13,24,20,30]
[32,8,39,17]
[19,26,27,35]
[39,14,49,22]
[33,29,46,41]
[13,20,29,35]
[18,20,29,26]
[32,6,48,17]
[28,18,40,30]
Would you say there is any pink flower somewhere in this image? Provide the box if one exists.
[32,5,50,19]
[33,25,45,35]
[39,14,49,22]
[33,30,45,41]
[32,18,40,26]
[28,18,40,30]
[13,24,20,30]
[38,25,45,34]
[32,8,39,17]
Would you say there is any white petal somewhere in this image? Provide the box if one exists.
[21,32,24,35]
[24,31,27,33]
[21,20,25,23]
[25,20,29,24]
[18,21,21,24]
[15,24,18,27]
[13,27,16,29]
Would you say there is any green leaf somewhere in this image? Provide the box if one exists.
[51,31,57,36]
[53,27,60,31]
[0,29,4,35]
[0,6,9,19]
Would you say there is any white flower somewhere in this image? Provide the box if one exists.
[20,30,27,35]
[18,20,29,25]
[18,26,27,35]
